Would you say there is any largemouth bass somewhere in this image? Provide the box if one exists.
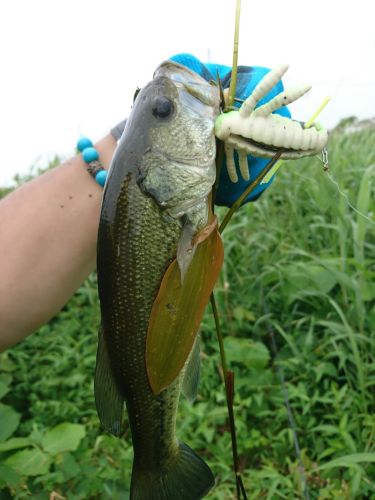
[96,61,220,499]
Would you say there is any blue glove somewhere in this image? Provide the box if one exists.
[169,53,291,207]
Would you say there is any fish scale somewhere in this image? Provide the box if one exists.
[98,166,195,471]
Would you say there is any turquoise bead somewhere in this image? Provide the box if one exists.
[77,137,93,152]
[95,170,107,186]
[82,147,99,163]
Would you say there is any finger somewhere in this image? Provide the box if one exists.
[238,151,250,181]
[254,84,312,117]
[239,64,289,117]
[225,144,238,183]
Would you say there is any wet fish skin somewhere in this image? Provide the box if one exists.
[96,61,220,499]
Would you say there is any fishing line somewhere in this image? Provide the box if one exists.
[325,172,375,227]
[317,148,375,227]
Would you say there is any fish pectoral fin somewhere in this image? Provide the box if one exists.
[131,441,214,500]
[94,327,125,436]
[182,335,201,403]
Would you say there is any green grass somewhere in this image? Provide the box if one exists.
[0,124,374,499]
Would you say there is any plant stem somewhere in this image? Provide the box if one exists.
[210,293,247,499]
[210,293,229,375]
[228,0,242,107]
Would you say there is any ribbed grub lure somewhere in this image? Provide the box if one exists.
[215,64,329,183]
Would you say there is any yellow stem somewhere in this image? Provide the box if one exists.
[228,0,242,107]
[305,96,331,129]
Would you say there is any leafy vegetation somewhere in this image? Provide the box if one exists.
[0,124,374,499]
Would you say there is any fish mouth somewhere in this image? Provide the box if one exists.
[154,61,220,110]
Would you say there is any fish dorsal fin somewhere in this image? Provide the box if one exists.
[146,217,224,395]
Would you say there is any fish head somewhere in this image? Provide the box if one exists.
[118,61,220,228]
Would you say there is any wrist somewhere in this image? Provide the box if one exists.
[92,134,117,171]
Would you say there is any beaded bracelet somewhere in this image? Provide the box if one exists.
[77,137,107,187]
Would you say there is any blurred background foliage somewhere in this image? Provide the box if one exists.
[0,119,374,499]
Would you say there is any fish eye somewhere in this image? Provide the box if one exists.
[152,96,174,119]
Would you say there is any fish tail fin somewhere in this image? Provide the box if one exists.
[130,442,215,500]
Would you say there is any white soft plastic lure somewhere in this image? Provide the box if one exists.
[215,64,329,183]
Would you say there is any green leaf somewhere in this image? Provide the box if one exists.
[232,306,255,322]
[313,362,337,383]
[225,338,270,370]
[0,381,9,400]
[58,452,80,481]
[282,263,338,297]
[318,453,375,470]
[282,265,311,293]
[0,373,12,385]
[360,281,375,301]
[0,374,12,399]
[0,403,20,442]
[307,264,338,294]
[41,423,86,455]
[0,464,21,488]
[5,448,51,476]
[0,354,16,372]
[0,437,31,452]
[312,425,339,435]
